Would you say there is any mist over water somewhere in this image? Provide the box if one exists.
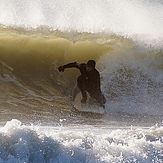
[0,0,163,39]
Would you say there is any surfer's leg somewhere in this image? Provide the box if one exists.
[77,75,87,103]
[90,90,106,107]
[98,93,106,106]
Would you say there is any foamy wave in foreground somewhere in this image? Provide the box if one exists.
[0,119,162,163]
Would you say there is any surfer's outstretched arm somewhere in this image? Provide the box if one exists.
[58,62,79,72]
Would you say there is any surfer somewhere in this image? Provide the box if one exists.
[58,60,106,107]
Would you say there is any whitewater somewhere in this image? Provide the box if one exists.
[0,0,163,162]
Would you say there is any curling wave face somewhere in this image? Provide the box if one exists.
[0,27,163,120]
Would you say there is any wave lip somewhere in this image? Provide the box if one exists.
[0,0,163,39]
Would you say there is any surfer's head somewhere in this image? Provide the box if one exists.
[87,60,96,68]
[86,60,96,72]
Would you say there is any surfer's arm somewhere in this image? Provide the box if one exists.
[58,62,79,72]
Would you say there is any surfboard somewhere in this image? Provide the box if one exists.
[73,92,105,114]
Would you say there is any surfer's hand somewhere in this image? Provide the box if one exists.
[58,66,65,72]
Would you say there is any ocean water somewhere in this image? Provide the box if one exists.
[0,0,163,162]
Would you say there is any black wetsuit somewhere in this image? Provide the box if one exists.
[62,62,106,105]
